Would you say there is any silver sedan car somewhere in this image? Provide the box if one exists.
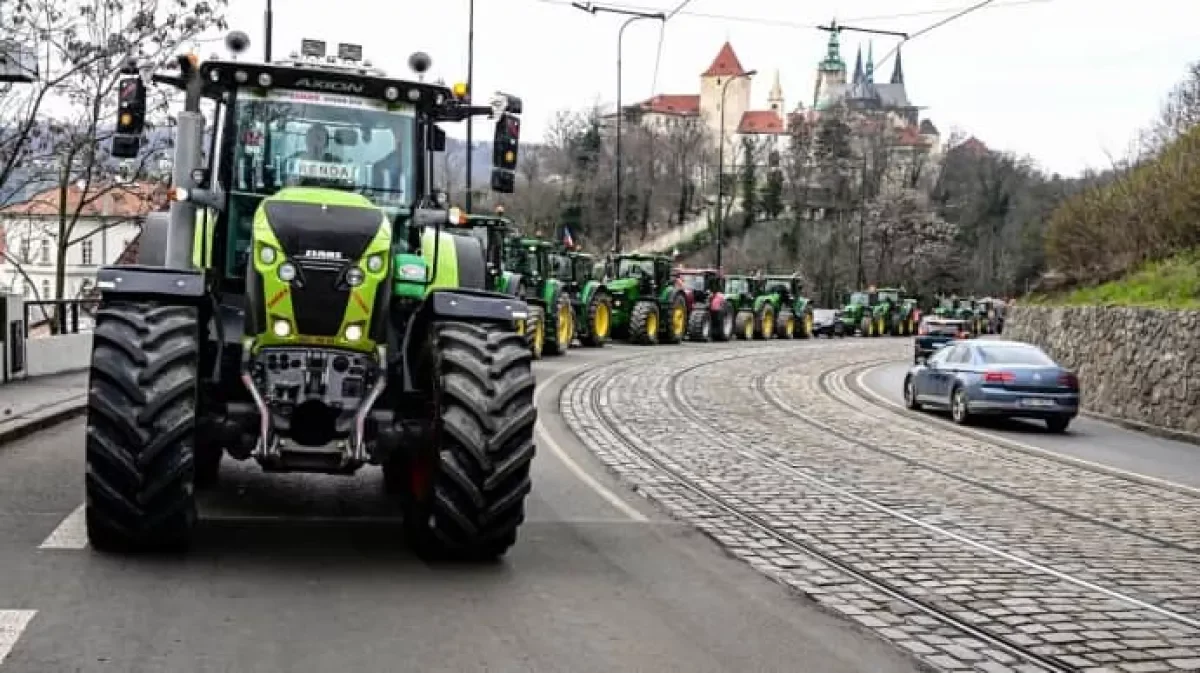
[903,339,1080,433]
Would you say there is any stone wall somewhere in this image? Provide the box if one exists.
[1003,306,1200,436]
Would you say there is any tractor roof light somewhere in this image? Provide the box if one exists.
[452,81,468,98]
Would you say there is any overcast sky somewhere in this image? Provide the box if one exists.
[211,0,1198,177]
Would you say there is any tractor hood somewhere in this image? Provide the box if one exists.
[606,277,641,295]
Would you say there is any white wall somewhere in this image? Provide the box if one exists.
[24,333,92,377]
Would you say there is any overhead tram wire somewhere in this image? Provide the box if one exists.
[873,0,1002,75]
[649,0,696,96]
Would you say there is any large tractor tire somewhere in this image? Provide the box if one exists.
[873,314,886,337]
[526,305,546,359]
[85,300,200,553]
[660,291,688,345]
[403,322,536,560]
[628,300,659,345]
[734,310,755,340]
[798,308,814,339]
[580,291,612,348]
[711,303,734,342]
[754,304,775,340]
[859,315,872,337]
[775,310,796,339]
[686,308,712,342]
[544,291,574,357]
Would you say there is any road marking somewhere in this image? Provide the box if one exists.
[0,610,36,665]
[39,359,649,549]
[39,504,86,550]
[536,363,649,522]
[853,364,1200,497]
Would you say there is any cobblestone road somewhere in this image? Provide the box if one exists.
[560,340,1200,672]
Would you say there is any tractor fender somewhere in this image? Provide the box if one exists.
[793,297,810,315]
[753,294,773,312]
[580,280,603,305]
[541,278,561,305]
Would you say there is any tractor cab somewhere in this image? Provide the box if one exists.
[447,212,513,291]
[724,274,755,302]
[674,267,721,305]
[761,274,801,303]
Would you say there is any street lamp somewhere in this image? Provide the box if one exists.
[715,69,756,272]
[573,2,665,253]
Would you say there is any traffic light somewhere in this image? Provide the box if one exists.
[112,75,146,159]
[492,112,519,172]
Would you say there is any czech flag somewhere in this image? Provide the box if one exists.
[562,227,574,249]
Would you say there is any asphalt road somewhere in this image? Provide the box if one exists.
[859,361,1200,488]
[0,343,922,673]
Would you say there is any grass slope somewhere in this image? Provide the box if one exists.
[1028,248,1200,310]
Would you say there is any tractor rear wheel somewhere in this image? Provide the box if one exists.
[712,304,734,342]
[85,300,200,553]
[686,308,711,342]
[580,291,612,347]
[754,304,775,340]
[526,306,546,359]
[660,291,688,345]
[776,310,796,339]
[629,300,659,345]
[404,321,537,561]
[734,310,754,340]
[544,292,574,356]
[799,309,814,339]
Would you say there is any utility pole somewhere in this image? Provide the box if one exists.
[572,2,665,253]
[465,0,476,211]
[264,0,274,62]
[716,70,756,273]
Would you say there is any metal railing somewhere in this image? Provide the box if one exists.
[24,299,99,337]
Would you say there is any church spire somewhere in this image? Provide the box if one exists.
[768,69,784,113]
[890,46,905,84]
[852,46,863,84]
[819,20,845,71]
[865,41,874,82]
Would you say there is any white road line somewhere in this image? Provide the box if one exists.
[852,364,1200,497]
[38,504,86,550]
[536,363,649,522]
[0,610,36,666]
[39,359,649,550]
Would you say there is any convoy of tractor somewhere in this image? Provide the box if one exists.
[87,26,1008,562]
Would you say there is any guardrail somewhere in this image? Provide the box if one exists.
[24,299,98,337]
[2,294,93,383]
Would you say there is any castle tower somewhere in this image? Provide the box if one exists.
[768,69,784,115]
[698,41,751,169]
[813,22,846,110]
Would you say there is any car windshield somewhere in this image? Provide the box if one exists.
[230,88,416,207]
[978,345,1056,365]
[726,277,750,295]
[617,258,654,278]
[678,274,706,291]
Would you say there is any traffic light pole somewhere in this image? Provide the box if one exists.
[573,2,664,253]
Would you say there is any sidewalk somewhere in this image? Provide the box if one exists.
[0,370,89,445]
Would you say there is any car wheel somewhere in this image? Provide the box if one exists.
[904,376,921,410]
[950,386,971,425]
[1045,416,1071,433]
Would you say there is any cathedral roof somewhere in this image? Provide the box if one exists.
[703,42,747,78]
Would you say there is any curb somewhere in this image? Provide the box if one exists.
[0,397,88,447]
[1078,408,1200,447]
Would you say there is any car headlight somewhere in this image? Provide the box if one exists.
[346,267,365,287]
[273,319,291,337]
[344,323,364,341]
[278,262,297,282]
[365,253,384,273]
[259,245,277,265]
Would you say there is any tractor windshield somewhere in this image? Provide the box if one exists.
[572,257,594,284]
[678,274,706,291]
[616,258,654,279]
[849,292,870,306]
[725,277,750,295]
[230,88,416,208]
[507,244,541,277]
[763,280,791,295]
[879,290,900,303]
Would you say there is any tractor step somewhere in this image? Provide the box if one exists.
[258,443,362,475]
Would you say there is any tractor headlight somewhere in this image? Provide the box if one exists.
[346,267,365,287]
[365,254,384,273]
[344,323,364,341]
[273,319,291,337]
[278,262,297,282]
[259,245,277,265]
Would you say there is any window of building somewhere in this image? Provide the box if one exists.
[39,238,49,264]
[19,237,29,261]
[41,279,50,298]
[81,239,94,265]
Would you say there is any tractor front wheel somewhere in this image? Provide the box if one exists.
[580,292,612,347]
[800,310,814,339]
[712,304,734,342]
[629,300,659,345]
[776,310,796,339]
[544,292,574,356]
[755,304,775,340]
[686,308,711,342]
[526,306,546,359]
[85,300,200,553]
[660,292,688,345]
[734,310,755,340]
[403,321,536,560]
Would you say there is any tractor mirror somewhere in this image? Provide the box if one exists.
[430,125,447,152]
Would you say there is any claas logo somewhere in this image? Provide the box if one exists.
[492,112,520,171]
[116,76,146,135]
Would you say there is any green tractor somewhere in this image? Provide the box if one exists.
[722,274,758,340]
[504,236,574,357]
[840,289,887,337]
[875,286,920,336]
[605,253,688,345]
[90,34,537,559]
[551,249,612,347]
[758,274,816,339]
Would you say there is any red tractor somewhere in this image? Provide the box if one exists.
[673,267,734,342]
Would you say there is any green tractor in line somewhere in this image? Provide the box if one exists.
[550,248,612,347]
[875,286,920,336]
[722,274,759,340]
[758,274,816,339]
[604,252,688,345]
[840,289,887,337]
[504,236,574,357]
[92,35,539,559]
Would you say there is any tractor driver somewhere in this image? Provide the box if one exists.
[292,123,336,162]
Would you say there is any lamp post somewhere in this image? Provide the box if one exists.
[715,69,756,272]
[465,0,476,211]
[573,2,665,253]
